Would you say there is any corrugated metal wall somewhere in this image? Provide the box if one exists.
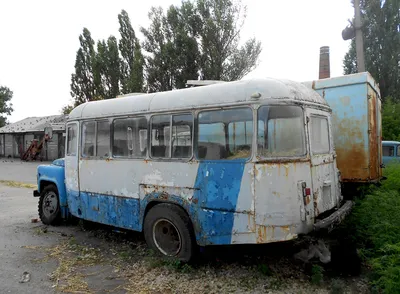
[4,134,13,157]
[0,134,4,156]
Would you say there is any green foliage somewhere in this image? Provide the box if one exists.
[70,2,262,102]
[343,0,400,102]
[70,28,97,106]
[196,0,262,81]
[93,36,121,99]
[257,263,273,276]
[346,164,400,293]
[61,104,74,115]
[118,10,144,94]
[381,97,400,141]
[140,0,262,92]
[0,86,13,127]
[141,2,201,92]
[310,264,324,285]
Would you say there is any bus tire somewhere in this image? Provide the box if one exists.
[144,203,196,262]
[38,184,61,225]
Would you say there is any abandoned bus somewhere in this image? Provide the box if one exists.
[34,78,353,261]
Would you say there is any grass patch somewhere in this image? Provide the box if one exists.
[343,163,400,293]
[310,264,324,285]
[0,180,37,189]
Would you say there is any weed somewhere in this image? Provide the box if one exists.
[310,264,324,285]
[344,163,400,293]
[257,263,273,276]
[118,250,131,261]
[330,279,345,294]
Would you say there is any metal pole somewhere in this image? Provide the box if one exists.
[354,0,365,72]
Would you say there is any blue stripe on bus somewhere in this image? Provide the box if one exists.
[69,192,141,231]
[194,160,246,245]
[66,160,246,246]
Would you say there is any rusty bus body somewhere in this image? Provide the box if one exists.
[303,72,383,189]
[34,77,354,261]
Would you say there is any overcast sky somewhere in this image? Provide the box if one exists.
[0,0,354,123]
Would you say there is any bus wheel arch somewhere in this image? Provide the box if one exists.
[143,202,197,262]
[38,183,61,225]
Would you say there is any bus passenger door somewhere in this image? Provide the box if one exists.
[65,122,82,218]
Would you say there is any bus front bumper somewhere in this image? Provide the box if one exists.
[313,200,353,231]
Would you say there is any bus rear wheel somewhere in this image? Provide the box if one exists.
[144,203,195,262]
[38,184,61,225]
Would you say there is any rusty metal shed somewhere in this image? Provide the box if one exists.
[0,115,66,160]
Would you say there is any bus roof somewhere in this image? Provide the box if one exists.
[68,77,328,120]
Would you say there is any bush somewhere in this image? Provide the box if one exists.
[347,164,400,293]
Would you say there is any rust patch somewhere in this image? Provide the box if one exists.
[159,191,169,200]
[368,89,379,180]
[284,165,289,178]
[313,190,319,216]
[272,191,280,197]
[305,195,311,205]
[257,225,268,243]
[255,157,310,164]
[92,206,99,211]
[332,107,369,181]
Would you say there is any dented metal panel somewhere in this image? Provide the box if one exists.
[253,162,313,243]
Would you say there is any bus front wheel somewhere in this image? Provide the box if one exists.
[38,184,61,225]
[143,203,196,262]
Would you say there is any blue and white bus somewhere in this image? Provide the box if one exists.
[34,78,352,262]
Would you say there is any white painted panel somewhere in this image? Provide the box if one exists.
[79,160,199,199]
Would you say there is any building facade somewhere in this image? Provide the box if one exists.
[0,115,66,161]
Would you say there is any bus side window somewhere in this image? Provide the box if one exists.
[150,113,193,159]
[82,121,95,157]
[172,114,193,158]
[310,116,330,154]
[197,108,253,160]
[67,124,77,156]
[257,106,306,157]
[97,120,110,158]
[113,117,147,158]
[383,145,394,157]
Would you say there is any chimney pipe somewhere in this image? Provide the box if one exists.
[319,46,330,79]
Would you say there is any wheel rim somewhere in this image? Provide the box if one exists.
[42,191,58,219]
[152,218,182,256]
